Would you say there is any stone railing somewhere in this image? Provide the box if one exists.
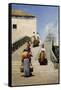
[50,49,59,69]
[12,36,31,52]
[50,49,57,63]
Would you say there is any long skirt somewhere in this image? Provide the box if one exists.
[23,58,30,77]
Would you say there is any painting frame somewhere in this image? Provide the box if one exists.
[8,3,60,87]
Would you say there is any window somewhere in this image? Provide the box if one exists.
[13,24,17,29]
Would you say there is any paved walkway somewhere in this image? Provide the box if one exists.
[12,44,59,86]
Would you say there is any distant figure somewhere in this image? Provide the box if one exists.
[31,36,40,47]
[38,44,48,65]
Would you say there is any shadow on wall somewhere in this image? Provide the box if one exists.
[12,36,31,53]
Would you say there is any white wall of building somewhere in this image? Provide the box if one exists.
[12,17,36,44]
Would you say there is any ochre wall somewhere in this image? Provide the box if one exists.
[12,17,37,44]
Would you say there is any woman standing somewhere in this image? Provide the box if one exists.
[38,44,48,65]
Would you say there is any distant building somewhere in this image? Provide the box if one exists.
[11,9,37,44]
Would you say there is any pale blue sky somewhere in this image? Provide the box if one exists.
[12,4,59,42]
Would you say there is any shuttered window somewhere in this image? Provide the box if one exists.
[13,24,17,29]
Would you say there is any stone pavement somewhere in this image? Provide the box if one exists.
[12,44,59,86]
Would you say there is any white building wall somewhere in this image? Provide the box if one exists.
[12,17,36,44]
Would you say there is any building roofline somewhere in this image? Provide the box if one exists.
[11,9,35,18]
